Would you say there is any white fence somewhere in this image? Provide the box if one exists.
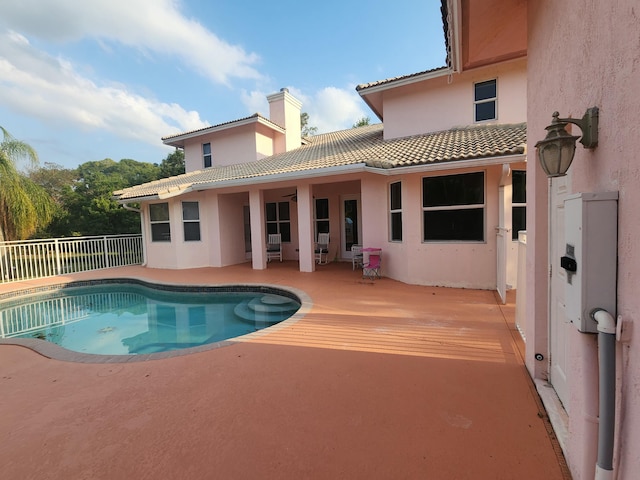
[0,235,143,283]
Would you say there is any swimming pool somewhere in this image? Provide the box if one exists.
[0,280,302,356]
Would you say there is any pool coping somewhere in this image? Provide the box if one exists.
[0,278,312,363]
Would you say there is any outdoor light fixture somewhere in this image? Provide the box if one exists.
[535,107,599,177]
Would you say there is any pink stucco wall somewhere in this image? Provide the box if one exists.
[527,1,640,478]
[184,126,261,173]
[382,59,526,140]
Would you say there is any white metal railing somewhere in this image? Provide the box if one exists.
[0,234,143,283]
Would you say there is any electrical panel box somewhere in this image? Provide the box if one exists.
[562,192,618,333]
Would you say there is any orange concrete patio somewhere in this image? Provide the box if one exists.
[0,262,569,479]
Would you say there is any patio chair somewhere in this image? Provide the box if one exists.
[351,244,363,270]
[266,234,282,262]
[362,249,382,280]
[315,232,330,264]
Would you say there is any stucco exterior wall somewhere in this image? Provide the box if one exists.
[360,165,510,290]
[382,59,526,140]
[184,126,259,173]
[527,1,640,479]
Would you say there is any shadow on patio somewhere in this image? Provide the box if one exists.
[0,263,569,479]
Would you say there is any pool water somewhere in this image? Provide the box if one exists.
[0,284,300,355]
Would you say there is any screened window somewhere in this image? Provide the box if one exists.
[182,201,201,241]
[265,202,291,242]
[423,172,485,241]
[474,79,497,122]
[389,182,402,241]
[203,143,212,168]
[150,203,171,242]
[315,198,329,236]
[512,170,526,240]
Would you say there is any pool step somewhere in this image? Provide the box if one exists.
[234,295,299,324]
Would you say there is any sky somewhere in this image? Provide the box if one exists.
[0,0,447,170]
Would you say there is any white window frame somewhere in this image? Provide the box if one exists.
[149,202,171,242]
[265,201,291,242]
[389,181,403,242]
[314,198,330,238]
[511,170,526,241]
[182,201,201,242]
[203,142,212,168]
[474,79,497,122]
[422,171,486,243]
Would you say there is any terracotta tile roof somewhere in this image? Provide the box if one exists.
[114,123,526,201]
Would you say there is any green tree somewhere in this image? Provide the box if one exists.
[301,112,318,137]
[159,149,185,177]
[37,158,161,237]
[352,116,371,128]
[0,127,54,241]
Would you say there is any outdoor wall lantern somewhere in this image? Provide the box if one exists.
[535,107,599,177]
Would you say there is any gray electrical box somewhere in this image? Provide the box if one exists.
[563,192,618,333]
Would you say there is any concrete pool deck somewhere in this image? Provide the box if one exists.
[0,263,570,479]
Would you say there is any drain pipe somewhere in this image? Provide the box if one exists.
[591,308,617,480]
[121,203,147,266]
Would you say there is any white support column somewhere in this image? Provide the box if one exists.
[208,193,223,267]
[296,184,315,272]
[249,189,266,270]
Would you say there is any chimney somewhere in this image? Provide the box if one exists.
[267,88,302,153]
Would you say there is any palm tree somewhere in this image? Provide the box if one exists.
[0,127,54,241]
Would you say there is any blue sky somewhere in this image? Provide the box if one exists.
[0,0,446,169]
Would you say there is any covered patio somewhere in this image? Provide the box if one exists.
[0,262,569,479]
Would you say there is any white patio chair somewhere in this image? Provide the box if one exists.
[315,233,330,264]
[351,244,363,270]
[266,234,282,262]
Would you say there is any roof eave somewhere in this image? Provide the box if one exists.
[115,163,368,203]
[162,116,286,147]
[364,152,526,175]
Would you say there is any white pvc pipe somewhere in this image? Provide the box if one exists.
[591,308,617,480]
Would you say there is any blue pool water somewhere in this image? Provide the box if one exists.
[0,283,301,355]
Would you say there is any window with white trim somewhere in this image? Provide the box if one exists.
[512,170,526,240]
[182,201,201,241]
[474,79,497,122]
[203,143,212,168]
[422,172,485,242]
[314,198,329,237]
[265,202,291,242]
[389,181,402,241]
[150,203,171,242]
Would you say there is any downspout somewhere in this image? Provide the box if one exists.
[590,308,617,480]
[121,203,147,266]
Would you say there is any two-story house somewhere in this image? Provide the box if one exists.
[114,12,527,298]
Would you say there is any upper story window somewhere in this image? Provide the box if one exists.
[474,79,497,122]
[389,181,402,242]
[149,203,171,242]
[266,201,291,242]
[315,198,329,237]
[512,170,526,240]
[203,143,212,168]
[423,172,485,242]
[182,201,201,242]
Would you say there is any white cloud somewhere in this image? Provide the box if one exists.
[0,0,261,85]
[0,31,209,145]
[242,86,371,134]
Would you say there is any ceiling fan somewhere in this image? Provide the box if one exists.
[282,190,297,202]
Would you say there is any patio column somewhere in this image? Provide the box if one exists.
[249,189,267,270]
[296,184,315,272]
